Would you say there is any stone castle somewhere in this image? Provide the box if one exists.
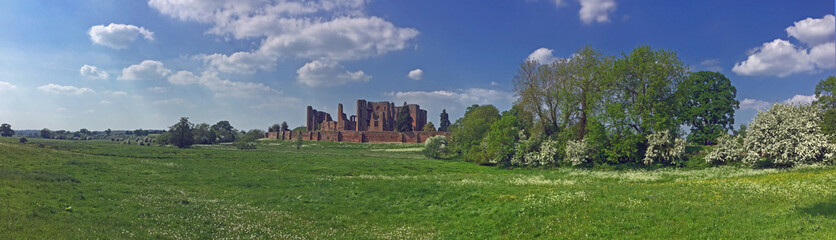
[267,99,448,143]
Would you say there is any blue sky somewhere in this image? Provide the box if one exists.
[0,0,833,131]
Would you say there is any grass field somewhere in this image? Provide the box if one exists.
[1,137,834,239]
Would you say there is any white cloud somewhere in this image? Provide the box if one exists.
[88,23,154,49]
[106,91,128,97]
[578,0,617,24]
[150,1,419,74]
[80,65,109,80]
[783,94,817,105]
[527,47,558,64]
[786,14,835,46]
[490,81,499,86]
[699,59,723,72]
[167,70,279,98]
[390,88,515,108]
[296,59,371,86]
[408,69,423,80]
[99,100,112,105]
[739,98,771,110]
[118,60,171,81]
[0,81,16,92]
[732,39,815,77]
[734,15,835,77]
[38,83,95,95]
[147,86,167,93]
[153,98,188,105]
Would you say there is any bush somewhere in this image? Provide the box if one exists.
[19,136,27,144]
[296,133,303,150]
[423,136,447,159]
[565,138,594,166]
[643,130,686,165]
[741,104,835,166]
[234,142,256,150]
[705,134,742,164]
[519,138,561,166]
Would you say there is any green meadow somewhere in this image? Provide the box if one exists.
[1,138,834,239]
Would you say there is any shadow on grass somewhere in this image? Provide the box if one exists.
[800,198,836,219]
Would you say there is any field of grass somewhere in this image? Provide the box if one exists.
[1,137,834,239]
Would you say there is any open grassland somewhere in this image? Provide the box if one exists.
[1,138,834,239]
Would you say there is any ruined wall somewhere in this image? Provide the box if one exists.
[274,130,450,143]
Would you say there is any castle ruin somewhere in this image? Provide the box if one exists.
[267,99,447,143]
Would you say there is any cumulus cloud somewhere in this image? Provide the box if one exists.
[408,69,424,80]
[37,83,95,95]
[100,100,112,105]
[80,65,109,80]
[167,70,279,98]
[150,0,418,74]
[118,60,171,81]
[105,90,128,97]
[527,47,558,65]
[578,0,617,24]
[699,59,723,72]
[153,98,188,105]
[0,81,16,92]
[783,94,818,105]
[296,59,371,86]
[739,98,771,110]
[88,23,154,49]
[786,15,835,46]
[389,88,515,109]
[147,86,167,93]
[733,15,835,77]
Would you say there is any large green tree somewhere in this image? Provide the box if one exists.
[679,71,739,145]
[484,111,522,166]
[609,45,688,136]
[168,117,194,148]
[449,104,500,163]
[192,123,217,144]
[0,123,14,137]
[40,128,52,139]
[395,102,413,132]
[566,46,613,140]
[513,59,573,136]
[211,120,237,143]
[814,76,836,142]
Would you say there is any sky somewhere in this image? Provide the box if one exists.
[0,0,833,131]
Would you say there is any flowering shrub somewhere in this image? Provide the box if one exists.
[423,136,448,159]
[741,104,835,166]
[522,139,560,166]
[705,134,742,164]
[643,130,686,165]
[565,139,594,166]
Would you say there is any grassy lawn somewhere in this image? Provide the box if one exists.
[1,137,834,239]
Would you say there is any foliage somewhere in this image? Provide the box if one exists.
[192,123,217,144]
[741,104,835,166]
[705,134,743,164]
[281,122,289,131]
[813,75,835,109]
[484,113,522,166]
[0,123,14,137]
[522,139,561,166]
[679,71,739,145]
[449,105,500,163]
[40,128,52,139]
[564,46,613,140]
[565,138,594,166]
[168,117,194,148]
[268,124,281,132]
[608,45,687,137]
[643,130,686,165]
[211,120,237,143]
[19,136,28,144]
[395,102,413,132]
[438,109,451,132]
[422,122,436,132]
[422,135,447,159]
[512,59,571,136]
[292,126,306,132]
[823,109,836,143]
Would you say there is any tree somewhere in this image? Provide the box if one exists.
[422,122,436,131]
[0,123,14,137]
[565,46,613,140]
[423,136,448,159]
[513,59,572,136]
[235,129,264,150]
[608,45,687,137]
[40,128,52,139]
[740,104,834,166]
[268,124,281,132]
[281,121,289,131]
[192,123,217,144]
[105,128,112,136]
[396,102,413,132]
[484,112,522,166]
[211,120,237,143]
[813,76,835,109]
[19,136,27,144]
[438,109,451,132]
[679,71,739,145]
[168,117,194,148]
[79,128,91,135]
[449,105,500,163]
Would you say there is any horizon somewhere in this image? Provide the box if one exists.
[0,1,833,131]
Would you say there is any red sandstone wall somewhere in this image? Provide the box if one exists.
[342,131,363,142]
[275,130,449,143]
[320,131,341,141]
[364,131,403,143]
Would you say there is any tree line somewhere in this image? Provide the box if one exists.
[432,45,835,168]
